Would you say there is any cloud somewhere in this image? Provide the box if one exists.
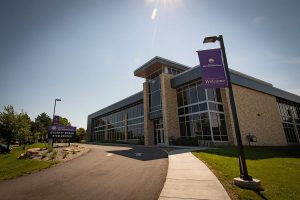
[251,16,264,25]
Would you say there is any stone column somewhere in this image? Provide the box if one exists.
[220,88,236,145]
[160,73,180,145]
[143,82,154,146]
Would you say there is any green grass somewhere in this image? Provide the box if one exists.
[193,146,300,200]
[0,143,57,181]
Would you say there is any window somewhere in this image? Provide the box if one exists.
[91,103,144,143]
[277,98,300,143]
[176,81,228,142]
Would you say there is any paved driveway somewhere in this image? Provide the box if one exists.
[0,144,168,200]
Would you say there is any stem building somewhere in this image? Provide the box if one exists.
[87,57,300,146]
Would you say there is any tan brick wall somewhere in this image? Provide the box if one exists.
[220,88,236,145]
[232,84,287,146]
[160,74,180,144]
[143,82,154,146]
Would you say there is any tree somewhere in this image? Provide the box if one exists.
[76,128,86,142]
[34,112,52,142]
[0,105,18,150]
[16,112,32,149]
[59,117,71,126]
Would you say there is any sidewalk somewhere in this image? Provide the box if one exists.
[159,149,231,200]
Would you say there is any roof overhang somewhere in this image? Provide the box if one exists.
[134,56,190,78]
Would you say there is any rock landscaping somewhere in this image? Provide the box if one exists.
[18,144,89,162]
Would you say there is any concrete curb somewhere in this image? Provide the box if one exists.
[159,148,231,200]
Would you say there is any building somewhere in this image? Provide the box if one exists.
[87,56,300,146]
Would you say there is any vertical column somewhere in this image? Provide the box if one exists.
[220,88,236,145]
[160,73,180,145]
[124,113,128,142]
[105,119,108,141]
[143,82,154,146]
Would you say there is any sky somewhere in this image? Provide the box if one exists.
[0,0,300,128]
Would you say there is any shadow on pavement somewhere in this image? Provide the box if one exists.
[106,146,167,161]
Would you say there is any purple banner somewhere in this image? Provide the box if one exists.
[197,48,228,88]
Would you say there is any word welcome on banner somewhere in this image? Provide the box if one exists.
[197,48,228,88]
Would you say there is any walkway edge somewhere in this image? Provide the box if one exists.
[159,148,231,200]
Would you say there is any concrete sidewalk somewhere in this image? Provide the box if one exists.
[159,149,231,200]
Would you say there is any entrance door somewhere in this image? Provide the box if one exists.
[156,129,164,144]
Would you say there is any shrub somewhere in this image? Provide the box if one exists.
[50,150,57,160]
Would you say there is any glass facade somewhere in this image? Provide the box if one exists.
[127,104,144,140]
[177,80,228,141]
[277,98,300,143]
[148,71,162,114]
[92,103,144,142]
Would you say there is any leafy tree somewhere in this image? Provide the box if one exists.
[76,128,86,141]
[0,105,18,150]
[16,112,32,149]
[34,112,52,142]
[59,117,71,126]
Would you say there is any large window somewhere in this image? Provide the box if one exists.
[127,104,144,140]
[148,71,162,114]
[177,81,228,142]
[92,103,144,142]
[277,98,300,143]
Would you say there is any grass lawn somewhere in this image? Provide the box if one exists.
[0,143,57,181]
[193,146,300,200]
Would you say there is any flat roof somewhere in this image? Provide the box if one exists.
[134,56,190,78]
[88,91,143,119]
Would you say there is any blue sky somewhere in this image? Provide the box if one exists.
[1,0,300,128]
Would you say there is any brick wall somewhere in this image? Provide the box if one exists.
[160,74,181,144]
[143,82,154,146]
[231,84,287,146]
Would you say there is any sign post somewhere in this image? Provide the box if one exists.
[199,35,263,190]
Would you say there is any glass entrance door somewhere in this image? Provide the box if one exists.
[153,118,164,145]
[156,129,164,144]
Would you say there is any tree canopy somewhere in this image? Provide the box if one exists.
[0,105,18,149]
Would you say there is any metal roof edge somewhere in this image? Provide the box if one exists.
[134,56,190,76]
[88,91,143,119]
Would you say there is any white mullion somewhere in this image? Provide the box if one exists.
[206,89,214,142]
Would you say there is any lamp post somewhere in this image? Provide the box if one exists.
[203,35,262,189]
[53,98,61,120]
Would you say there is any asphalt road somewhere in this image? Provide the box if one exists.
[0,144,168,200]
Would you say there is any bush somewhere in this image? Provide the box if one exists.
[50,150,57,160]
[174,137,198,146]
